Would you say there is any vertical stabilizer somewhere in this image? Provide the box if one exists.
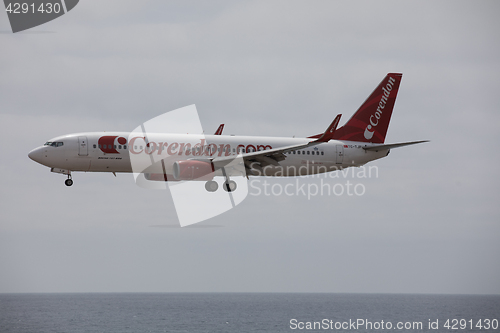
[333,73,402,143]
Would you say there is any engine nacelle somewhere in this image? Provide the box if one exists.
[144,173,179,181]
[173,160,215,181]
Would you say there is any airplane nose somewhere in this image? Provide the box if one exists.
[28,147,43,163]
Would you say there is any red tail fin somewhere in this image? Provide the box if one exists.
[333,73,402,143]
[214,124,224,135]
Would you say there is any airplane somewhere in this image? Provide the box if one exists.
[28,73,428,192]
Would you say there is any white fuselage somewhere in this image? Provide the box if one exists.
[28,132,389,177]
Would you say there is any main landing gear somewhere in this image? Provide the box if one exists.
[65,174,73,186]
[205,180,218,192]
[205,168,238,192]
[221,167,237,192]
[223,180,237,192]
[204,180,237,192]
[204,167,238,193]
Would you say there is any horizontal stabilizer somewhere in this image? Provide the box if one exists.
[363,140,429,151]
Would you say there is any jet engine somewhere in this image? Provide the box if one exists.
[173,160,215,181]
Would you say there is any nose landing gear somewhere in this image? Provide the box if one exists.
[65,174,73,186]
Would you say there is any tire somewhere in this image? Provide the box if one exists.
[223,180,237,192]
[65,179,73,186]
[205,180,218,192]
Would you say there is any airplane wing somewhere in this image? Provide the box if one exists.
[211,114,342,170]
[362,140,429,151]
[211,140,317,172]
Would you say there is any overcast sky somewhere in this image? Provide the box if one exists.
[1,0,499,294]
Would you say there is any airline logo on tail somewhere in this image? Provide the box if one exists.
[364,76,396,140]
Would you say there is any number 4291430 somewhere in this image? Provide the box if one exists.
[443,319,498,330]
[5,2,62,14]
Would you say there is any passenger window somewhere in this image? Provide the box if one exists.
[114,145,117,149]
[118,145,122,149]
[321,152,324,155]
[93,144,96,148]
[124,145,127,149]
[307,151,310,155]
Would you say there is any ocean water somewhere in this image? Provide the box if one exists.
[0,293,499,332]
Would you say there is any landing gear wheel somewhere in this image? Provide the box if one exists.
[205,180,218,192]
[223,180,237,192]
[65,179,73,186]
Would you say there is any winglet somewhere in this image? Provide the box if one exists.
[314,114,342,143]
[214,124,224,135]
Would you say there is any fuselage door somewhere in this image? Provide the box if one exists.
[78,136,88,156]
[336,145,344,164]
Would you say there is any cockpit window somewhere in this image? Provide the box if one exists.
[44,141,63,147]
